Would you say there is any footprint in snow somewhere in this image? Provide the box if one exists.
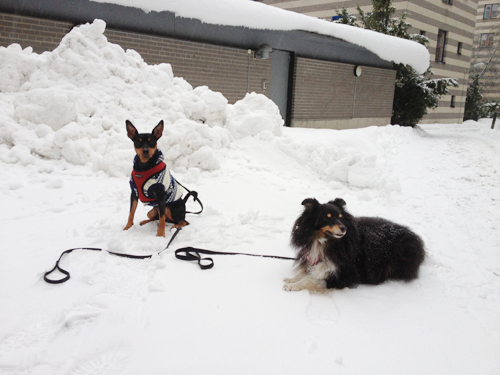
[306,293,339,326]
[70,349,129,375]
[62,303,104,329]
[0,303,104,357]
[0,322,54,354]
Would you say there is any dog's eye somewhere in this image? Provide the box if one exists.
[147,138,157,148]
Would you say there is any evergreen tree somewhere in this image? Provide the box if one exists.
[464,73,486,121]
[334,8,358,26]
[335,0,458,127]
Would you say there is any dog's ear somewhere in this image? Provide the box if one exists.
[329,198,346,209]
[301,198,319,209]
[126,120,138,140]
[152,120,164,140]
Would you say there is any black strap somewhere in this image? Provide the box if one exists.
[174,247,296,270]
[177,179,203,215]
[44,227,182,284]
[44,247,103,284]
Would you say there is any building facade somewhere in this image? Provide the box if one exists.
[471,1,500,104]
[262,0,478,124]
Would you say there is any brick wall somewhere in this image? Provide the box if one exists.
[0,12,73,53]
[292,57,395,121]
[354,65,396,118]
[104,29,272,104]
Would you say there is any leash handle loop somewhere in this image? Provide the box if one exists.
[44,247,102,284]
[174,247,214,269]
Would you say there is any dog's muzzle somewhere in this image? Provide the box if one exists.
[323,225,346,238]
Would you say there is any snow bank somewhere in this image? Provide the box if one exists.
[0,20,282,177]
[278,126,402,191]
[226,92,284,140]
[91,0,430,74]
[0,19,398,192]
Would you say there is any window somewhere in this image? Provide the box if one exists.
[420,30,426,36]
[436,30,447,62]
[484,4,499,19]
[480,33,495,48]
[450,96,456,108]
[457,42,462,55]
[442,0,453,4]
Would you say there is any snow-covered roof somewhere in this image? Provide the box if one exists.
[90,0,430,74]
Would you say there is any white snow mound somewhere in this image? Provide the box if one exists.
[0,20,282,176]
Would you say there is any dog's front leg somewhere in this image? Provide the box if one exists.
[153,189,167,237]
[283,267,307,284]
[283,276,327,293]
[124,193,138,230]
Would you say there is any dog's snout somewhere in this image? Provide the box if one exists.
[142,146,149,154]
[340,224,347,233]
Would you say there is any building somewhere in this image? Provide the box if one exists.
[0,0,427,130]
[471,1,500,104]
[262,0,478,124]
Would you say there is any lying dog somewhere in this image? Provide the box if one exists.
[123,120,188,237]
[284,198,425,293]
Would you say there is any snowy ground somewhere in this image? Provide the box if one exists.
[1,21,500,375]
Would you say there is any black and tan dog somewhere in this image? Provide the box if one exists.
[284,198,425,293]
[123,120,188,237]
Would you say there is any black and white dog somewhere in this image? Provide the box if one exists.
[284,198,425,293]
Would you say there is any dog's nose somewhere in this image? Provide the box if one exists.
[142,147,149,155]
[340,225,347,233]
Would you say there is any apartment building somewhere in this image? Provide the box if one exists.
[471,1,500,103]
[263,0,477,124]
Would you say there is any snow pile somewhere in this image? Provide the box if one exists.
[226,92,283,140]
[0,20,283,177]
[278,126,402,190]
[0,20,397,191]
[91,0,430,74]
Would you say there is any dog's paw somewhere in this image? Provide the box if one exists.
[283,283,302,292]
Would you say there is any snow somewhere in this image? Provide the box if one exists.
[90,0,430,74]
[1,21,500,375]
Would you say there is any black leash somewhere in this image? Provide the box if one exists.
[44,227,182,284]
[174,247,296,270]
[45,181,200,284]
[176,179,203,215]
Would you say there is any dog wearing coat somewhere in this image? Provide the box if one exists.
[123,120,188,237]
[283,198,425,293]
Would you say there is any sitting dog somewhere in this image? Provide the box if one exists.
[123,120,188,237]
[284,198,425,293]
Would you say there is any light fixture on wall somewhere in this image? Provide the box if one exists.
[354,65,362,77]
[254,44,272,59]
